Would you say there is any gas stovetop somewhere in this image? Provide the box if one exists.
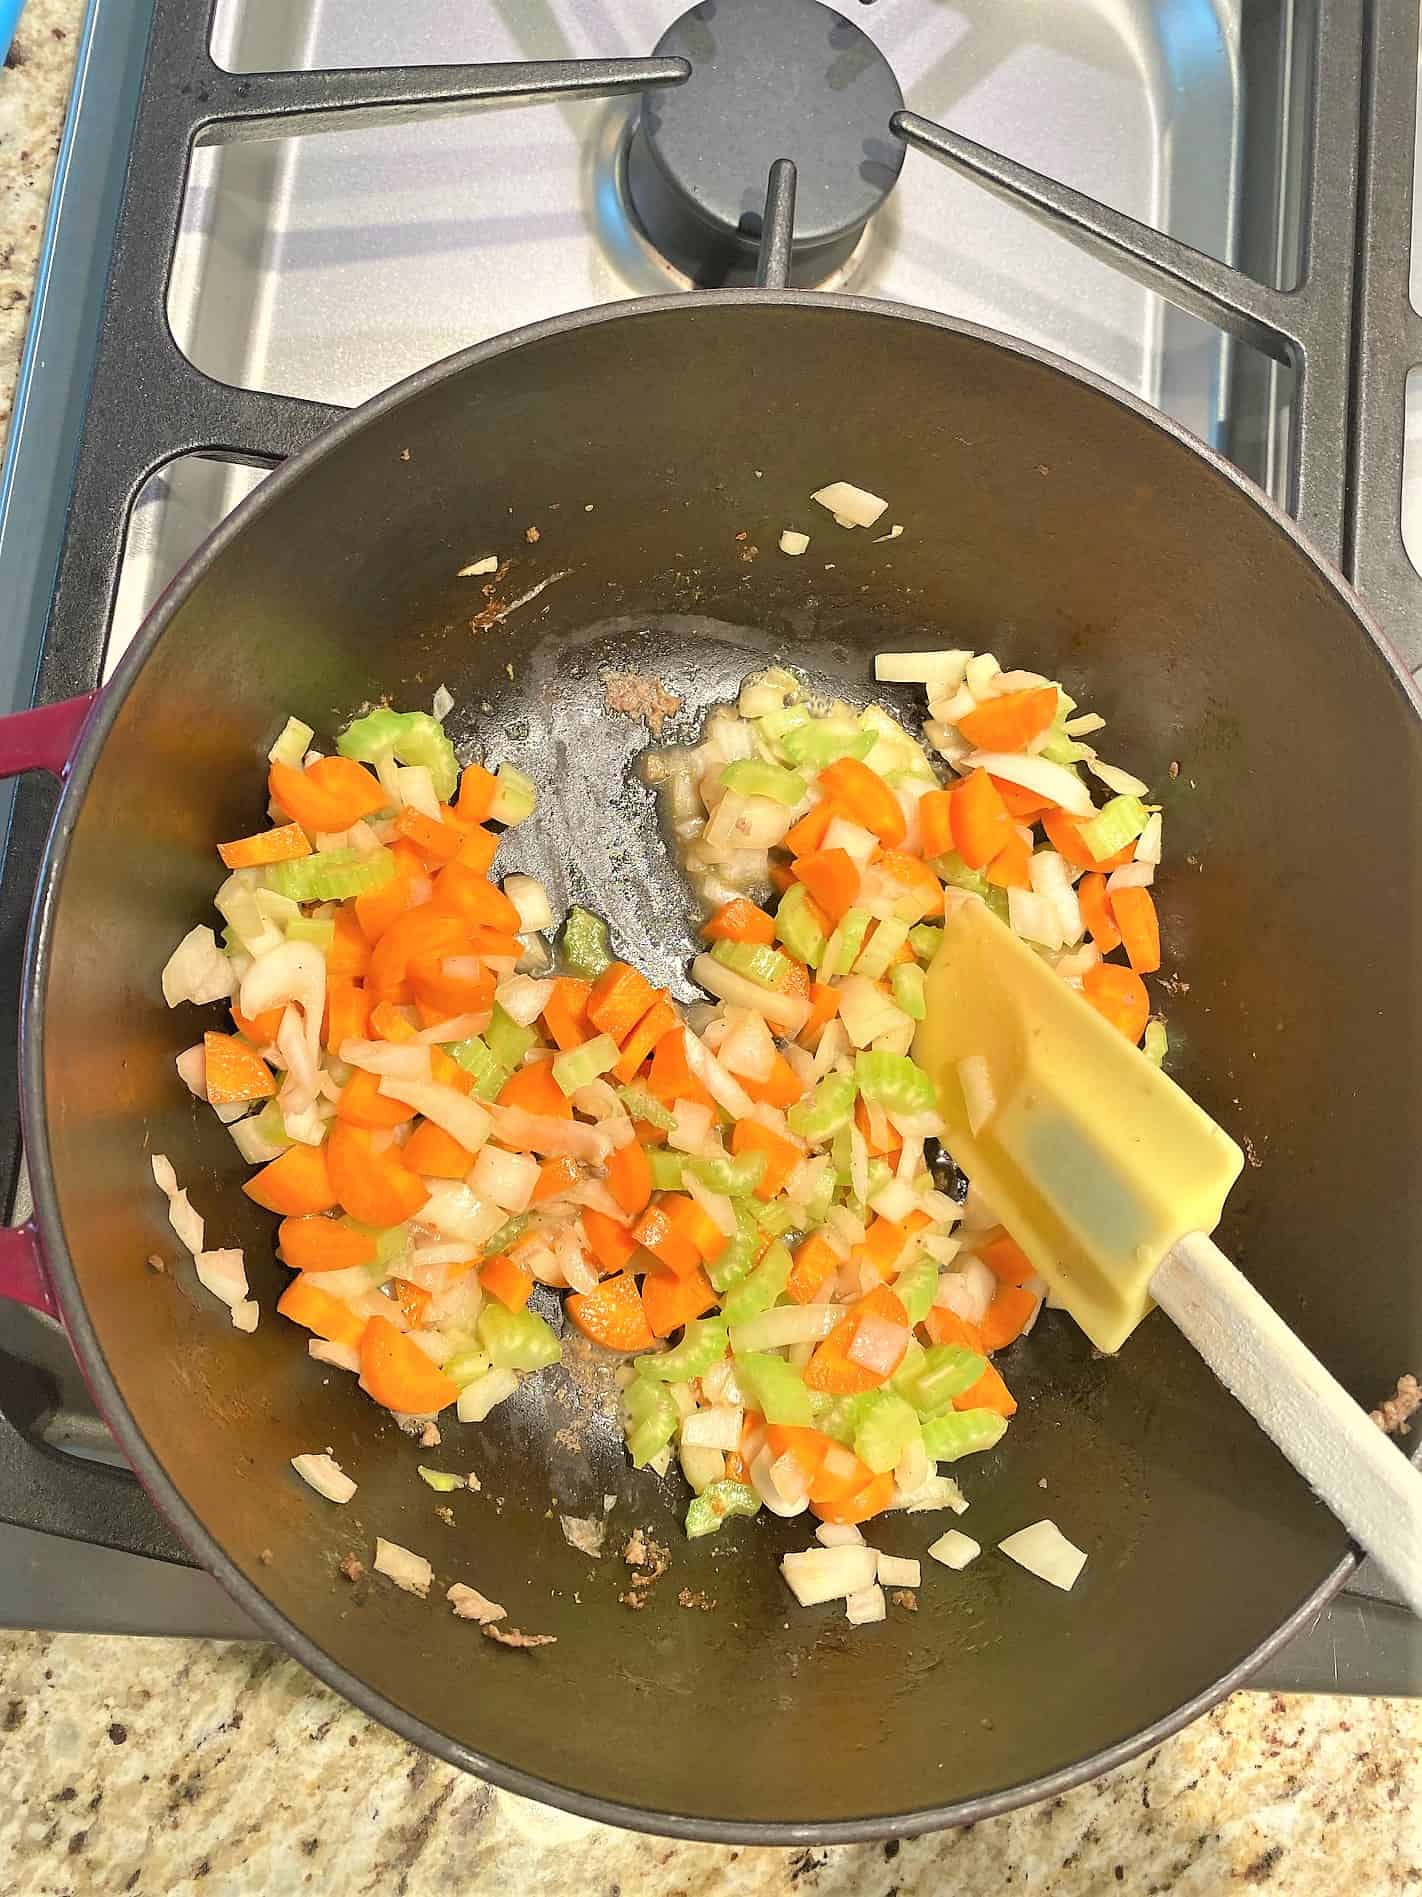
[0,0,1417,1694]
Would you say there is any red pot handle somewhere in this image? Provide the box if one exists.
[0,691,99,781]
[0,1222,57,1319]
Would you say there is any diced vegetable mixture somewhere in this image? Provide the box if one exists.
[161,650,1163,1552]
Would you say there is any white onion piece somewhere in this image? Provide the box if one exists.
[393,765,440,819]
[820,815,879,865]
[415,1013,490,1044]
[494,975,555,1027]
[175,1044,208,1102]
[895,1436,931,1499]
[1007,887,1064,950]
[928,1529,980,1570]
[957,1055,996,1135]
[680,1404,744,1452]
[729,1304,841,1353]
[1086,756,1149,797]
[194,1248,248,1308]
[667,1097,716,1154]
[448,1581,506,1622]
[489,1106,613,1163]
[417,1180,502,1245]
[276,1005,320,1116]
[936,1256,996,1323]
[750,1447,810,1517]
[501,875,553,933]
[230,1300,259,1333]
[240,941,326,1075]
[921,1233,961,1270]
[1107,861,1155,890]
[456,1367,519,1422]
[1029,849,1083,944]
[151,1154,204,1255]
[291,1453,356,1504]
[890,1473,969,1515]
[964,652,1001,697]
[811,1020,849,1081]
[691,952,810,1034]
[869,1175,920,1225]
[998,1520,1088,1590]
[815,1521,864,1548]
[824,1203,866,1253]
[781,1545,878,1605]
[379,1077,491,1153]
[469,1145,539,1214]
[876,1552,921,1588]
[874,648,972,688]
[162,925,235,1007]
[683,1172,738,1239]
[1065,712,1106,737]
[846,1316,908,1376]
[406,1328,451,1364]
[1136,811,1163,865]
[551,1224,598,1295]
[811,481,887,528]
[963,750,1093,816]
[918,1188,960,1225]
[849,1121,870,1206]
[717,1007,777,1082]
[682,1029,756,1120]
[778,529,810,556]
[309,1339,360,1373]
[374,1538,433,1597]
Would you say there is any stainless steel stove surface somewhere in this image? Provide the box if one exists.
[0,0,1417,1694]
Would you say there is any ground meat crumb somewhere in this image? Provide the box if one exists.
[435,1506,455,1526]
[621,1529,671,1609]
[890,1590,918,1612]
[1169,760,1180,779]
[602,668,682,737]
[258,1549,273,1566]
[338,1554,364,1584]
[146,1254,166,1272]
[1241,1133,1263,1170]
[481,1624,557,1649]
[1371,1374,1421,1435]
[399,448,410,462]
[678,1588,717,1612]
[525,524,540,543]
[419,1422,441,1448]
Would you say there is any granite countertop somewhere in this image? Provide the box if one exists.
[0,7,1419,1894]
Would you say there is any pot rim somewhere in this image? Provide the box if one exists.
[19,288,1411,1844]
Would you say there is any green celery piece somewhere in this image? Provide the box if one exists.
[477,1303,560,1371]
[286,916,335,949]
[719,759,807,806]
[344,1219,410,1268]
[250,1100,289,1150]
[853,915,909,980]
[617,1084,676,1132]
[824,907,872,979]
[891,962,926,1022]
[267,715,314,770]
[622,1376,679,1468]
[830,1124,853,1187]
[855,1050,936,1116]
[1079,794,1149,862]
[686,1151,765,1197]
[489,763,537,826]
[636,1317,728,1383]
[486,1003,538,1071]
[552,1032,619,1096]
[816,1391,878,1446]
[267,847,396,903]
[894,1343,987,1416]
[647,1148,686,1192]
[732,1351,813,1426]
[985,886,1010,926]
[786,1071,857,1142]
[853,1389,922,1474]
[482,1212,530,1259]
[220,924,241,955]
[800,1165,836,1225]
[774,883,827,969]
[779,719,876,771]
[709,939,791,990]
[1039,724,1094,766]
[1143,1019,1167,1068]
[921,1408,1009,1462]
[864,1157,893,1205]
[448,1034,508,1101]
[417,1467,465,1493]
[754,1199,797,1239]
[706,1227,756,1294]
[338,708,458,801]
[721,1240,792,1325]
[892,1256,938,1326]
[441,1346,492,1387]
[755,701,810,744]
[561,906,613,980]
[685,1479,760,1539]
[908,923,944,962]
[934,853,991,900]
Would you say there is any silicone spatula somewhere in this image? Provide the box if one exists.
[916,895,1422,1614]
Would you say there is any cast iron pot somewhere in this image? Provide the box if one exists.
[1,295,1418,1843]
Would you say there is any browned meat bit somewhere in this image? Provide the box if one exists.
[419,1422,441,1449]
[620,1528,671,1610]
[525,524,541,543]
[618,1589,648,1611]
[890,1590,918,1612]
[435,1506,455,1526]
[338,1553,364,1584]
[481,1624,557,1649]
[258,1548,273,1566]
[602,669,682,738]
[1371,1374,1421,1435]
[677,1588,717,1612]
[146,1253,166,1273]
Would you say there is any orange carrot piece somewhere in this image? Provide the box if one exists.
[327,910,372,980]
[669,1195,727,1265]
[566,1272,654,1351]
[917,788,954,861]
[804,1285,909,1392]
[402,1118,476,1179]
[876,851,945,919]
[979,1284,1038,1351]
[1082,962,1150,1044]
[739,1052,806,1109]
[244,1143,338,1215]
[581,1207,640,1276]
[817,757,906,846]
[337,1067,414,1130]
[612,996,678,1084]
[1110,884,1161,975]
[923,1305,987,1353]
[368,909,468,1004]
[217,821,310,871]
[701,898,776,945]
[806,1441,873,1509]
[326,1122,428,1226]
[956,686,1058,754]
[793,848,860,924]
[631,1198,702,1277]
[269,757,385,833]
[354,851,418,945]
[1042,807,1134,872]
[855,1096,902,1159]
[358,1315,461,1413]
[765,1424,831,1483]
[408,953,494,1022]
[481,1252,534,1311]
[369,999,417,1042]
[497,1056,572,1119]
[950,768,1014,869]
[392,1276,432,1328]
[202,1032,276,1105]
[953,1359,1017,1417]
[809,1468,895,1526]
[587,961,659,1045]
[641,1264,717,1339]
[324,982,371,1059]
[729,1119,802,1200]
[456,762,498,822]
[542,977,592,1051]
[606,1141,653,1219]
[1077,872,1121,953]
[277,1216,376,1273]
[859,1215,913,1278]
[451,825,498,876]
[985,831,1032,891]
[991,775,1058,820]
[432,864,521,932]
[786,1231,840,1304]
[784,798,839,857]
[532,1154,580,1202]
[428,1047,473,1095]
[976,1230,1036,1287]
[798,981,841,1049]
[780,956,811,1001]
[646,1029,714,1110]
[231,1001,284,1046]
[277,1277,368,1350]
[394,805,465,864]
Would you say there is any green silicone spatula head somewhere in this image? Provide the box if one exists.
[915,895,1243,1353]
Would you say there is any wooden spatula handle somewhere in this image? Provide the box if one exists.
[1151,1232,1422,1617]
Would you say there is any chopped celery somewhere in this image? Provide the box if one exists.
[855,1050,936,1116]
[561,905,613,980]
[442,1346,492,1387]
[779,719,876,771]
[686,1151,765,1197]
[685,1479,760,1539]
[552,1032,619,1096]
[338,708,458,802]
[830,1124,853,1186]
[894,1344,987,1416]
[617,1084,676,1132]
[417,1467,465,1493]
[800,1165,836,1226]
[268,715,315,769]
[892,1256,938,1326]
[477,1303,561,1371]
[853,1390,922,1474]
[647,1148,686,1191]
[935,853,991,899]
[754,1199,798,1239]
[709,939,791,990]
[733,1351,813,1426]
[622,1375,679,1468]
[864,1157,894,1206]
[891,962,926,1021]
[816,1391,878,1446]
[489,763,537,826]
[1040,722,1094,766]
[720,1240,792,1324]
[344,1219,411,1268]
[1078,794,1149,863]
[286,916,335,949]
[448,1034,509,1101]
[909,923,944,962]
[786,1071,857,1142]
[1143,1019,1168,1068]
[250,1099,289,1148]
[482,1212,530,1259]
[985,885,1010,926]
[823,907,872,979]
[853,915,909,980]
[756,701,811,744]
[774,883,827,969]
[267,847,396,903]
[706,1226,756,1294]
[719,759,807,805]
[486,1003,538,1071]
[921,1408,1009,1461]
[636,1317,728,1383]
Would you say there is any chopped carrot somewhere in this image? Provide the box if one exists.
[408,952,494,1022]
[855,1096,902,1159]
[498,1056,572,1119]
[328,910,373,980]
[875,851,945,919]
[817,757,906,847]
[393,805,465,864]
[950,768,1014,869]
[793,848,860,923]
[979,1284,1038,1351]
[701,898,775,945]
[217,821,310,871]
[1082,962,1150,1044]
[452,825,498,876]
[641,1264,718,1339]
[784,799,838,857]
[337,1067,414,1130]
[765,1424,831,1483]
[277,1216,375,1273]
[953,1359,1017,1417]
[456,762,498,822]
[542,978,592,1050]
[433,865,522,932]
[985,830,1032,890]
[277,1277,368,1350]
[810,1468,895,1526]
[231,1001,284,1046]
[369,999,417,1042]
[798,981,840,1049]
[1110,884,1161,974]
[991,775,1058,820]
[481,1252,534,1311]
[780,956,811,1001]
[243,1143,338,1215]
[428,1046,473,1096]
[739,1052,806,1109]
[1042,807,1134,872]
[368,909,468,1004]
[806,1440,874,1510]
[804,1284,909,1392]
[402,1119,476,1179]
[354,849,418,945]
[532,1154,580,1202]
[587,961,659,1045]
[269,757,386,833]
[392,1276,432,1328]
[859,1215,914,1278]
[669,1195,727,1264]
[358,1315,461,1413]
[730,1119,802,1200]
[202,1032,276,1105]
[581,1207,640,1275]
[917,788,954,860]
[606,1141,653,1219]
[613,995,679,1084]
[956,686,1058,753]
[326,1122,428,1226]
[786,1231,840,1304]
[324,982,370,1055]
[976,1230,1035,1286]
[631,1197,702,1277]
[647,1029,714,1110]
[923,1305,986,1354]
[1077,872,1121,953]
[565,1272,654,1351]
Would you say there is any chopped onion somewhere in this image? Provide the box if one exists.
[162,925,235,1007]
[291,1452,356,1504]
[394,765,440,819]
[415,1012,490,1044]
[874,648,972,688]
[957,1055,996,1135]
[406,1328,451,1364]
[811,481,888,528]
[500,875,553,934]
[456,1366,519,1422]
[490,1106,613,1162]
[1065,712,1106,737]
[963,750,1093,817]
[691,952,810,1033]
[374,1537,433,1597]
[1087,756,1149,797]
[844,1582,886,1625]
[928,1529,980,1570]
[417,1180,502,1245]
[379,1077,491,1153]
[891,1473,969,1515]
[1029,849,1083,944]
[1136,811,1163,865]
[469,1145,539,1214]
[849,1121,870,1205]
[824,1203,866,1253]
[846,1315,908,1376]
[276,1005,320,1116]
[729,1304,841,1353]
[964,652,1001,697]
[781,1544,879,1605]
[820,815,879,865]
[680,1404,743,1451]
[921,1233,961,1269]
[667,1097,716,1154]
[551,1224,598,1294]
[683,1029,756,1120]
[750,1446,810,1517]
[494,974,555,1027]
[309,1339,360,1373]
[459,555,499,577]
[869,1175,920,1225]
[768,1451,810,1503]
[240,941,326,1076]
[175,1044,207,1102]
[717,1007,777,1082]
[998,1519,1088,1590]
[815,1521,864,1548]
[876,1553,921,1588]
[151,1154,204,1255]
[779,529,810,555]
[1008,886,1064,950]
[194,1247,248,1309]
[448,1580,506,1622]
[936,1255,996,1323]
[1107,860,1155,890]
[895,1435,930,1498]
[231,1300,259,1333]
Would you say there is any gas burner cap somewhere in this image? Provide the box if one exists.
[626,0,904,288]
